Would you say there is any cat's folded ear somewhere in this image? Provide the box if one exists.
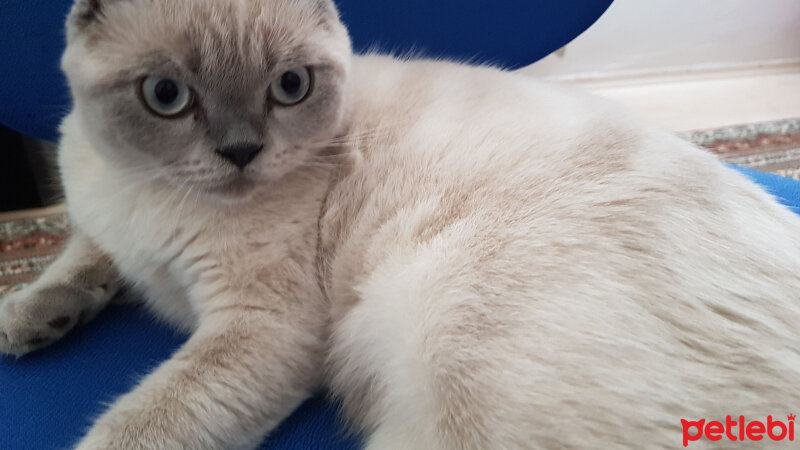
[313,0,343,20]
[67,0,110,32]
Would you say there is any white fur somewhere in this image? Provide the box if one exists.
[322,57,800,449]
[38,54,800,449]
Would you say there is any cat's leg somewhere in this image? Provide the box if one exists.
[75,306,325,450]
[0,231,119,356]
[331,244,551,450]
[330,253,496,450]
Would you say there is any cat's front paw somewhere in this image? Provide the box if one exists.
[73,426,126,450]
[75,401,182,450]
[0,282,116,356]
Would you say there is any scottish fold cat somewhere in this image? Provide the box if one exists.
[2,0,800,448]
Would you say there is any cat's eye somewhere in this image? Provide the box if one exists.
[140,76,193,117]
[269,68,312,106]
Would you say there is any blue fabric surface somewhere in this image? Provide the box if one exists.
[730,166,800,215]
[1,304,360,449]
[3,167,800,449]
[0,0,613,141]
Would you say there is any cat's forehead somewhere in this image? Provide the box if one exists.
[83,0,336,78]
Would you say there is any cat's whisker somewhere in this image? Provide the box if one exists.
[303,141,351,150]
[114,164,167,183]
[294,162,344,170]
[304,152,352,161]
[172,184,196,233]
[166,177,194,213]
[312,124,404,147]
[112,170,164,196]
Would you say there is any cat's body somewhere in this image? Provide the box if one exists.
[323,58,800,448]
[2,0,800,449]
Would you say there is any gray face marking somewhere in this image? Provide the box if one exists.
[64,0,351,200]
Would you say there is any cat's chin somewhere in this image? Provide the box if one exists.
[201,177,261,204]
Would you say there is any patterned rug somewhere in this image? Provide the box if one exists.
[0,213,69,296]
[2,117,799,294]
[681,119,800,180]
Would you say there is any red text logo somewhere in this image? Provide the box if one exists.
[681,415,795,447]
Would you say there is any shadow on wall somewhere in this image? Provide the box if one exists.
[525,0,800,78]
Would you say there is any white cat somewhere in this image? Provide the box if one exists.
[2,0,800,448]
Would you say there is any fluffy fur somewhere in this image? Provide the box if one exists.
[2,0,800,448]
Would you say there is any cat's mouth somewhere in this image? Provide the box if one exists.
[163,161,272,202]
[203,175,258,198]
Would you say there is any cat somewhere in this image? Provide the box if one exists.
[2,0,800,448]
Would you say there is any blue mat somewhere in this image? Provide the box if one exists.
[731,166,800,215]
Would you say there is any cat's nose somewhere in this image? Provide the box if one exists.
[215,143,263,170]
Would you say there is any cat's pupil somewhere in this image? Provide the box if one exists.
[154,79,179,104]
[280,71,302,95]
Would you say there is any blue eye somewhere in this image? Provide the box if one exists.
[140,76,192,117]
[270,67,312,106]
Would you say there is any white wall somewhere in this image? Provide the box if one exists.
[524,0,800,79]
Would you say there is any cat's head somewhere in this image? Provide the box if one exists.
[62,0,351,200]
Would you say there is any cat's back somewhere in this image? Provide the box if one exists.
[336,56,800,310]
[336,55,800,280]
[342,55,800,257]
[345,55,680,219]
